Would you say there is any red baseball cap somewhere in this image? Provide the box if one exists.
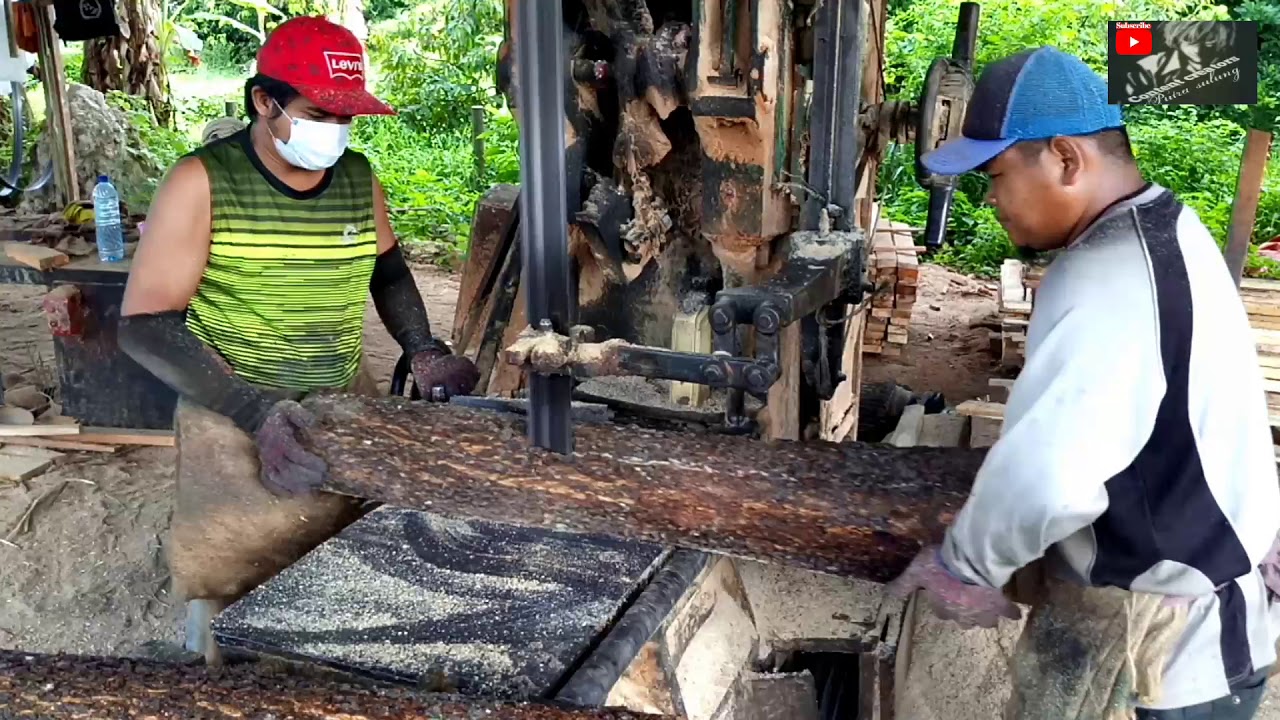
[256,16,395,117]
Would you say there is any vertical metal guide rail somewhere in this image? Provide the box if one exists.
[514,0,574,454]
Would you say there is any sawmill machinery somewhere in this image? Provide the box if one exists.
[431,0,984,444]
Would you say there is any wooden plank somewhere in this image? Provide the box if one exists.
[820,304,866,442]
[918,413,969,448]
[669,307,712,407]
[80,427,174,446]
[487,278,528,397]
[0,436,118,453]
[969,417,1002,449]
[886,405,925,447]
[2,242,69,271]
[0,650,665,720]
[765,322,802,441]
[32,2,78,205]
[999,259,1026,311]
[306,395,987,583]
[1224,129,1273,285]
[0,424,81,437]
[0,451,53,481]
[956,400,1005,420]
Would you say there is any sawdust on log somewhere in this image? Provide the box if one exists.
[303,396,985,583]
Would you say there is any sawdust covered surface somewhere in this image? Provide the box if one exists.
[0,649,670,719]
[305,396,986,583]
[212,506,666,699]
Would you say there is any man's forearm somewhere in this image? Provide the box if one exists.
[370,245,449,357]
[118,311,275,434]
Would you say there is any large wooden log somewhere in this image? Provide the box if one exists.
[0,650,667,719]
[307,396,985,583]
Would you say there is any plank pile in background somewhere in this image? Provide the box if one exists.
[1239,278,1280,428]
[994,259,1043,369]
[863,222,920,357]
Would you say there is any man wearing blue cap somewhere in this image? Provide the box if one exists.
[887,47,1280,718]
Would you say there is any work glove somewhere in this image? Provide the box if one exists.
[253,400,327,497]
[410,350,480,401]
[886,545,1022,629]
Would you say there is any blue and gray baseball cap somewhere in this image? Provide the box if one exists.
[920,46,1123,175]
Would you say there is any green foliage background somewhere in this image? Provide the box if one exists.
[882,0,1280,277]
[93,0,1276,275]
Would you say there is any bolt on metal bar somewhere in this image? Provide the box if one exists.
[514,0,574,454]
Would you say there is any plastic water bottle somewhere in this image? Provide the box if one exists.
[93,174,124,263]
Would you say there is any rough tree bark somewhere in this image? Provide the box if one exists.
[0,650,667,719]
[305,395,986,583]
[82,0,173,126]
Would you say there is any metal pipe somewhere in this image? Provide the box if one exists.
[514,0,574,455]
[553,550,710,707]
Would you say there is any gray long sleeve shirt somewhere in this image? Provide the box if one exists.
[941,183,1280,709]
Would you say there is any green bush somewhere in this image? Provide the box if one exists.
[880,0,1280,277]
[366,0,505,134]
[350,105,518,259]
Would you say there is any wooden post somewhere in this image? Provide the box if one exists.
[32,2,78,205]
[1225,129,1273,287]
[471,105,486,187]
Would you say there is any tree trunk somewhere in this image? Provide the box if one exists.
[82,0,172,126]
[306,395,986,583]
[0,650,665,719]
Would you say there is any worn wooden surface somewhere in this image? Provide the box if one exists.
[307,395,985,583]
[0,650,668,719]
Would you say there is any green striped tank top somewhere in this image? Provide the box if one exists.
[186,129,378,391]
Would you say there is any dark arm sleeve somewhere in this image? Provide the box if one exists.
[369,244,450,356]
[117,311,276,434]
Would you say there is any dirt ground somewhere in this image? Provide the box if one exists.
[862,263,1009,405]
[7,261,1276,716]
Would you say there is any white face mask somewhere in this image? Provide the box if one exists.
[271,102,350,170]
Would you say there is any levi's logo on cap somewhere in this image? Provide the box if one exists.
[324,51,364,81]
[1116,23,1153,55]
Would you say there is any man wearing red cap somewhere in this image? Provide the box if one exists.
[118,16,480,661]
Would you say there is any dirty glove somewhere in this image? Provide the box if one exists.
[411,350,481,401]
[886,545,1022,628]
[254,400,327,497]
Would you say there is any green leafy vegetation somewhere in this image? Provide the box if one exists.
[50,0,1278,275]
[882,0,1280,277]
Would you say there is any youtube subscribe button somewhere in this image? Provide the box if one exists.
[1116,25,1153,55]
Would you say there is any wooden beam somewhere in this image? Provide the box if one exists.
[307,395,985,583]
[0,650,666,719]
[31,3,78,205]
[1225,129,1273,286]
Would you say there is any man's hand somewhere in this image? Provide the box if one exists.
[411,351,480,400]
[1261,533,1280,601]
[886,545,1022,628]
[254,400,327,496]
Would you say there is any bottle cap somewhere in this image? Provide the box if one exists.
[97,174,108,183]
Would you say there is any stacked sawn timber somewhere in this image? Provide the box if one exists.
[863,222,920,357]
[1239,278,1280,428]
[994,259,1043,369]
